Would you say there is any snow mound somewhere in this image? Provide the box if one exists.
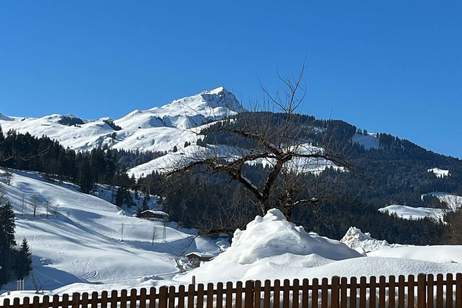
[340,227,395,253]
[175,209,361,283]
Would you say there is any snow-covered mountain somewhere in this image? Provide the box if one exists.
[0,87,243,153]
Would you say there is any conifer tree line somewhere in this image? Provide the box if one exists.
[0,126,163,194]
[0,196,32,287]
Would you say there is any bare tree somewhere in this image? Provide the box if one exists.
[166,67,347,218]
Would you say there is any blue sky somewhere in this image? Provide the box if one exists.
[1,1,461,158]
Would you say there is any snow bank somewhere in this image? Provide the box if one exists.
[340,227,395,253]
[175,209,361,283]
[369,246,462,264]
[427,168,450,178]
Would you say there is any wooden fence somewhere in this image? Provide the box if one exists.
[2,273,462,308]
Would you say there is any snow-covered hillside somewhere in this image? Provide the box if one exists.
[0,87,243,153]
[0,171,226,294]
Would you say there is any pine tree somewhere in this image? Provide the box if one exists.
[0,197,16,286]
[14,239,32,280]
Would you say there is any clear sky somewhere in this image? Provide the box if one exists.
[1,1,461,158]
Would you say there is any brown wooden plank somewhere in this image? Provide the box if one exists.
[13,297,21,308]
[426,274,434,308]
[273,280,280,308]
[216,283,223,308]
[61,294,69,308]
[121,289,128,308]
[110,290,118,308]
[292,279,299,308]
[197,284,205,308]
[169,286,176,308]
[340,277,347,308]
[408,275,415,308]
[263,280,271,308]
[417,274,426,308]
[207,283,214,308]
[80,293,88,308]
[311,278,319,308]
[130,289,138,308]
[24,297,30,308]
[389,275,396,308]
[188,284,196,308]
[359,277,367,308]
[456,273,462,308]
[3,299,10,308]
[235,282,243,308]
[101,291,108,308]
[436,274,444,308]
[225,282,233,308]
[159,286,169,308]
[446,273,454,308]
[282,279,290,308]
[398,275,405,308]
[149,287,157,308]
[321,278,329,308]
[43,296,51,308]
[140,288,147,308]
[330,276,339,308]
[254,280,261,308]
[379,276,386,308]
[350,277,357,308]
[244,281,254,308]
[90,292,98,308]
[370,276,377,308]
[301,279,309,308]
[32,297,39,308]
[178,285,186,308]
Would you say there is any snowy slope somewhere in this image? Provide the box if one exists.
[378,204,447,223]
[0,171,225,293]
[0,87,243,153]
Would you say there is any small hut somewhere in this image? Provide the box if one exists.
[185,252,214,268]
[139,210,169,222]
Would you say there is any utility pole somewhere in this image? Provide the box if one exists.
[121,223,124,242]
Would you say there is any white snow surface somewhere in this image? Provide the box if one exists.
[378,204,447,223]
[427,168,450,178]
[0,87,243,153]
[424,192,462,212]
[340,227,395,254]
[0,171,225,294]
[175,209,362,283]
[352,133,379,150]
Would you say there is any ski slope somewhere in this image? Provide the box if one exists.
[0,171,225,293]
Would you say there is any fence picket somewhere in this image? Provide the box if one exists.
[263,280,271,308]
[120,289,128,308]
[379,276,386,308]
[417,274,426,308]
[311,278,319,308]
[436,274,444,308]
[101,291,108,308]
[159,286,168,308]
[330,276,339,308]
[408,275,415,308]
[244,281,254,308]
[426,274,433,308]
[235,281,242,308]
[225,282,232,308]
[456,273,462,308]
[61,294,69,308]
[149,287,157,308]
[196,284,204,308]
[340,277,347,308]
[301,279,309,308]
[273,280,280,308]
[359,277,366,308]
[110,290,118,308]
[282,280,290,308]
[370,276,377,308]
[188,284,195,308]
[140,288,147,308]
[321,278,329,308]
[446,273,453,308]
[130,289,137,308]
[215,283,223,308]
[398,275,405,308]
[349,277,357,308]
[389,276,396,308]
[254,280,261,308]
[292,279,299,308]
[206,283,214,308]
[178,285,186,308]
